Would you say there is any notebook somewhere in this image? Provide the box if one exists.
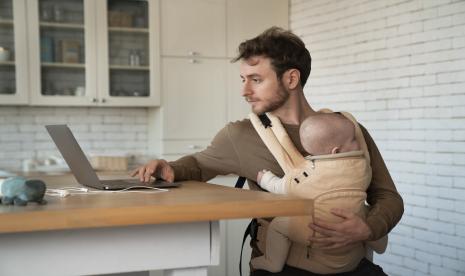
[45,125,180,190]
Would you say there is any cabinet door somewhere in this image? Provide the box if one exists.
[28,0,98,106]
[95,0,160,106]
[0,0,28,105]
[227,61,250,122]
[227,0,289,58]
[161,0,226,57]
[162,57,227,140]
[208,175,252,276]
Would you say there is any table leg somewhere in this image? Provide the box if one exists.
[164,266,208,276]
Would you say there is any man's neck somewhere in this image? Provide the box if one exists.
[271,89,316,125]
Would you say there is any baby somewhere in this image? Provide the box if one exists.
[257,113,360,193]
[251,113,366,273]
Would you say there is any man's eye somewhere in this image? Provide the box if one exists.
[253,78,261,83]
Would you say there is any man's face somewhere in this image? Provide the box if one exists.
[239,56,289,114]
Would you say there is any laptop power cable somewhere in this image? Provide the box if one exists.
[46,186,168,197]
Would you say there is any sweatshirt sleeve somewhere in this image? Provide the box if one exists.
[169,123,242,182]
[360,124,404,240]
[259,171,287,194]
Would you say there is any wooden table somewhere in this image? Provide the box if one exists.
[0,174,312,276]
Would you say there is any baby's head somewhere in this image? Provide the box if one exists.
[299,113,360,156]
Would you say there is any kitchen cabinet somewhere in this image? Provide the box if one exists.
[162,57,227,140]
[151,57,227,158]
[227,61,250,122]
[160,0,226,58]
[0,0,29,105]
[26,0,160,106]
[227,0,289,58]
[150,0,289,158]
[95,0,160,106]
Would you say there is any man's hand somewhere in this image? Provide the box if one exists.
[308,208,371,249]
[130,159,175,183]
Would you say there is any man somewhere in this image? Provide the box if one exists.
[132,27,403,275]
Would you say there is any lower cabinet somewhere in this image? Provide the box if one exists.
[136,176,253,276]
[208,175,253,276]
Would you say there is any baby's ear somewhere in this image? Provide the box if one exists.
[331,147,340,154]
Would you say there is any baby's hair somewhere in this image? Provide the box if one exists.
[300,113,358,155]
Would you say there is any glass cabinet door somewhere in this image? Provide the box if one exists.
[0,0,28,104]
[96,0,160,106]
[29,0,97,105]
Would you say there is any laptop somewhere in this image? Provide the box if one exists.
[45,125,180,190]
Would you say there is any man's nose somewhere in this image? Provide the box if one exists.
[241,81,252,97]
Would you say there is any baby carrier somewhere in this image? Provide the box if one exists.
[247,109,387,274]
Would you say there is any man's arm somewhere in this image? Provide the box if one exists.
[361,124,404,240]
[169,123,243,182]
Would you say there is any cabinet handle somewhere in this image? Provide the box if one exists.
[91,98,98,103]
[188,51,198,56]
[101,98,107,103]
[187,145,199,150]
[189,59,198,64]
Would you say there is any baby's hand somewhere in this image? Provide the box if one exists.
[257,169,267,184]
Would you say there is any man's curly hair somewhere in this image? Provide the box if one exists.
[232,27,312,88]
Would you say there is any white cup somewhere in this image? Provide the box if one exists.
[22,159,37,172]
[0,47,11,62]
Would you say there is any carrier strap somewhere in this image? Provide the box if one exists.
[250,111,371,174]
[238,219,258,276]
[235,176,247,188]
[234,176,258,276]
[249,113,306,174]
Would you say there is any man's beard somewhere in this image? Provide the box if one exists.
[252,82,290,114]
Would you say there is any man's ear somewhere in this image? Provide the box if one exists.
[282,69,300,90]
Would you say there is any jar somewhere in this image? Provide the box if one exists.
[0,47,11,62]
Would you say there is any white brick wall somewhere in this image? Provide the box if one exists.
[291,0,465,275]
[0,106,149,171]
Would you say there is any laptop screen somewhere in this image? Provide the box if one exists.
[45,125,101,187]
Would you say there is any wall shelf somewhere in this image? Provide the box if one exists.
[109,64,149,70]
[41,62,85,68]
[40,22,84,29]
[108,27,149,33]
[0,61,15,66]
[0,19,14,26]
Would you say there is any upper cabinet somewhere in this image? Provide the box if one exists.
[151,0,289,159]
[1,0,288,108]
[227,61,249,122]
[26,0,160,106]
[27,0,96,106]
[162,57,227,140]
[96,0,160,106]
[160,0,226,57]
[0,0,29,105]
[226,0,289,58]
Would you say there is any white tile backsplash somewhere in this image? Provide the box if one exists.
[0,106,150,171]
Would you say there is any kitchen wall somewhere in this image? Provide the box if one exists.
[290,0,465,275]
[0,106,149,172]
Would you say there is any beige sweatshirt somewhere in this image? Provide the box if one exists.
[169,118,404,261]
